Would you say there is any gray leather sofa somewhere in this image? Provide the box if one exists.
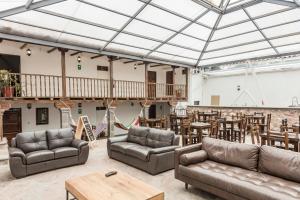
[107,127,180,175]
[9,128,89,178]
[175,137,300,200]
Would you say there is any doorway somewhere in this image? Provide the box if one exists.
[166,71,173,96]
[3,108,22,146]
[149,104,156,119]
[148,71,156,98]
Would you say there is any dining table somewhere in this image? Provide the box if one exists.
[146,118,161,128]
[260,130,299,152]
[190,122,211,143]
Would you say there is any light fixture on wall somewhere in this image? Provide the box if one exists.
[134,63,137,70]
[27,103,32,109]
[77,56,81,63]
[26,48,31,56]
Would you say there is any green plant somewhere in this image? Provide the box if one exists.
[0,69,10,87]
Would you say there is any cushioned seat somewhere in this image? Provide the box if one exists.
[52,147,78,159]
[26,150,54,164]
[125,145,152,161]
[179,160,300,200]
[110,142,139,154]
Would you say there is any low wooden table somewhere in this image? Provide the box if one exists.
[65,172,164,200]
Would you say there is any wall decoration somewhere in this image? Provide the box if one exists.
[77,64,81,70]
[36,107,49,125]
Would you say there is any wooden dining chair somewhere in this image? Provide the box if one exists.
[197,112,205,123]
[170,113,179,134]
[267,130,289,150]
[160,116,167,130]
[180,118,198,146]
[250,123,261,145]
[187,111,196,122]
[259,113,271,134]
[254,112,264,116]
[218,118,228,140]
[209,119,219,139]
[233,117,247,143]
[139,117,148,127]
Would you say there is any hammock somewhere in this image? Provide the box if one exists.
[94,110,108,137]
[112,109,143,130]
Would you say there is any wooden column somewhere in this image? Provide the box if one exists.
[172,66,176,98]
[59,48,68,98]
[0,102,11,142]
[108,57,114,98]
[144,62,149,99]
[185,68,189,100]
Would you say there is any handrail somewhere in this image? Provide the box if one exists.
[1,73,186,99]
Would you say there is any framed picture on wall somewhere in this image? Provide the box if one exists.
[36,108,49,125]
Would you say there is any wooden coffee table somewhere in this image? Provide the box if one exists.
[65,171,164,200]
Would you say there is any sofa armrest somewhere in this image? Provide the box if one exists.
[179,150,207,166]
[175,144,202,178]
[173,135,180,146]
[8,147,26,164]
[72,139,88,149]
[108,135,128,144]
[149,145,180,155]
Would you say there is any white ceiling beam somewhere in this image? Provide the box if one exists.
[263,0,299,7]
[25,0,34,9]
[0,0,67,18]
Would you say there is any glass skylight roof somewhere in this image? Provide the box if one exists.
[0,0,299,68]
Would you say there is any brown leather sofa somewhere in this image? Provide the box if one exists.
[8,128,89,178]
[175,137,300,200]
[107,127,180,175]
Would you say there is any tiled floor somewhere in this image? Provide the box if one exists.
[0,139,221,200]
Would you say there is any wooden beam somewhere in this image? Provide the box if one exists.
[145,62,149,99]
[59,48,67,97]
[0,39,3,43]
[91,54,104,59]
[47,47,57,53]
[123,60,138,64]
[20,43,27,49]
[109,57,114,98]
[70,51,81,56]
[150,64,164,68]
[185,68,189,100]
[172,66,176,98]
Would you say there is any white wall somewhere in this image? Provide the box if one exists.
[190,68,300,107]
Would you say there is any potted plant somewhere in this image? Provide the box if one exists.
[0,70,15,97]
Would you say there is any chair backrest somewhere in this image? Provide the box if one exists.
[180,118,191,135]
[267,130,289,150]
[187,111,195,122]
[139,117,148,127]
[254,112,264,116]
[266,113,271,131]
[160,116,167,129]
[209,120,219,139]
[197,112,205,122]
[250,123,260,145]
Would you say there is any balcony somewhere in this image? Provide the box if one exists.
[0,73,187,101]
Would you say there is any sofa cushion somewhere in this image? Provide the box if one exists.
[16,131,48,153]
[202,137,259,171]
[126,145,152,161]
[52,147,78,159]
[179,160,300,200]
[146,129,174,148]
[180,150,208,166]
[259,145,300,183]
[110,142,139,154]
[127,127,149,146]
[26,150,54,164]
[47,128,74,150]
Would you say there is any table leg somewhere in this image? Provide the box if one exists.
[66,190,69,200]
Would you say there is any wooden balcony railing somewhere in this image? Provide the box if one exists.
[0,73,187,100]
[66,76,109,98]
